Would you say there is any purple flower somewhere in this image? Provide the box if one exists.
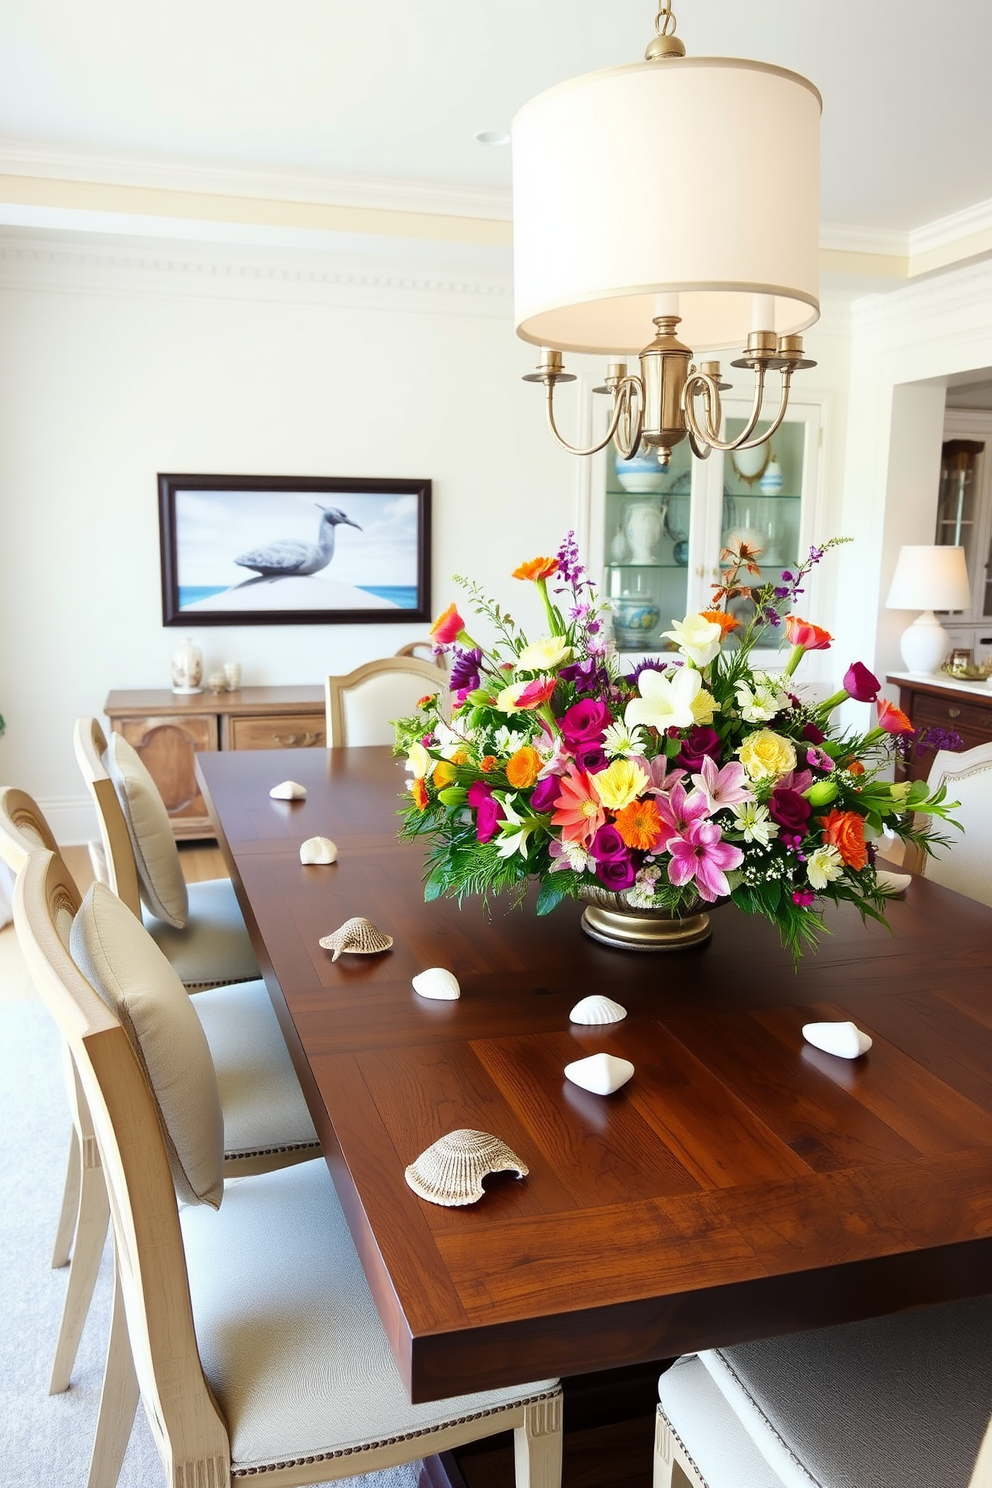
[627,658,670,686]
[560,698,613,747]
[914,725,963,756]
[676,725,722,773]
[801,720,826,744]
[466,780,504,844]
[559,657,609,695]
[596,854,637,891]
[768,788,812,833]
[573,744,609,774]
[805,746,834,772]
[590,824,628,862]
[667,820,743,902]
[843,661,880,703]
[449,646,483,695]
[529,774,562,813]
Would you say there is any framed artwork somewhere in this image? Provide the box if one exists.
[158,473,431,627]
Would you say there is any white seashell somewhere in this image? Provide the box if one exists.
[300,836,338,865]
[802,1020,872,1059]
[270,780,307,800]
[319,917,393,961]
[564,1052,634,1095]
[569,994,627,1026]
[412,967,460,1001]
[876,869,912,895]
[405,1128,528,1207]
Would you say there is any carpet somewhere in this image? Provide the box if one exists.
[0,998,420,1488]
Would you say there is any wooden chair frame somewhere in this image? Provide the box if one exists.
[15,849,563,1488]
[394,640,446,669]
[73,718,143,918]
[324,656,447,746]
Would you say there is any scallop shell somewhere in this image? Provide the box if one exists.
[318,917,393,961]
[405,1129,528,1207]
[270,780,307,800]
[564,1052,634,1095]
[300,835,338,865]
[412,967,460,1001]
[876,869,911,895]
[569,994,627,1026]
[802,1020,872,1059]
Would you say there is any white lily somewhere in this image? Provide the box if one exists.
[661,613,723,668]
[405,741,431,779]
[624,666,713,733]
[494,794,542,859]
[807,844,844,890]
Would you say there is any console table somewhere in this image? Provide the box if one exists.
[885,672,992,781]
[104,687,325,839]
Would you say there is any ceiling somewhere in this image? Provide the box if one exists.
[0,0,990,240]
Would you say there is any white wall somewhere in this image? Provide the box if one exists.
[0,233,577,839]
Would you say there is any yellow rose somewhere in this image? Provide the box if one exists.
[591,758,648,811]
[738,730,797,782]
[517,636,573,670]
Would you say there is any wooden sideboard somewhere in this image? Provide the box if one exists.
[104,687,325,839]
[886,671,992,782]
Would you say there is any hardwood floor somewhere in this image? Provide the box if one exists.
[445,1416,657,1488]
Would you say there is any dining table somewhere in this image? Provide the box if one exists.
[197,744,992,1407]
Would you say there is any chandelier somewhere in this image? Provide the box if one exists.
[512,5,821,467]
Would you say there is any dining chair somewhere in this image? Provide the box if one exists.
[324,655,448,746]
[74,717,258,989]
[653,1302,992,1488]
[16,848,563,1488]
[0,791,319,1396]
[920,739,992,907]
[394,639,447,668]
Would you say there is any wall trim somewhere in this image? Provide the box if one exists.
[37,796,98,847]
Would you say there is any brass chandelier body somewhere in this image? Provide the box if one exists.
[516,5,820,469]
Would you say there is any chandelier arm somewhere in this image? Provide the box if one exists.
[684,365,774,452]
[544,378,639,458]
[613,379,645,460]
[726,370,795,451]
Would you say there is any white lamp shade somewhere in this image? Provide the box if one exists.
[512,57,821,355]
[885,545,972,611]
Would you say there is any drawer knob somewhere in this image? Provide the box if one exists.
[948,707,961,719]
[275,730,320,747]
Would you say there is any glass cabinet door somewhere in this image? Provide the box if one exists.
[936,438,985,618]
[603,437,692,653]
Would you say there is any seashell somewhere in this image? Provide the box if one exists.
[300,835,338,865]
[876,869,911,895]
[319,917,393,961]
[564,1052,634,1095]
[404,1129,528,1207]
[802,1020,872,1059]
[569,994,627,1026]
[412,967,460,1001]
[270,780,306,800]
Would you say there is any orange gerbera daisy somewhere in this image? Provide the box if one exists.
[699,609,740,636]
[506,745,542,789]
[411,778,429,811]
[820,808,867,870]
[613,797,664,851]
[512,556,559,582]
[550,767,606,846]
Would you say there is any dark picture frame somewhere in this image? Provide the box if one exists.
[158,473,431,627]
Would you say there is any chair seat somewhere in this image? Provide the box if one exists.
[143,877,259,990]
[181,1159,558,1477]
[660,1298,992,1488]
[192,979,319,1160]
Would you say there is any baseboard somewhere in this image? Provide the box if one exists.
[36,795,99,847]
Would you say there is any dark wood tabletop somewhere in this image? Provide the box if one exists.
[197,745,992,1405]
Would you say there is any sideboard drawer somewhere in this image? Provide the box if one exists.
[226,714,327,751]
[912,692,992,732]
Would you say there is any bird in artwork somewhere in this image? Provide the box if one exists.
[233,506,362,582]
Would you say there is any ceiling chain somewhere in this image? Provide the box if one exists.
[654,4,678,37]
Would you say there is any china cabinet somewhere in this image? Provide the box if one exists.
[588,395,824,665]
[936,409,992,666]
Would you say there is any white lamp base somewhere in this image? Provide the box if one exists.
[898,610,951,673]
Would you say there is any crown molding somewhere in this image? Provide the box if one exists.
[910,195,992,256]
[850,255,992,336]
[819,221,908,257]
[0,137,514,222]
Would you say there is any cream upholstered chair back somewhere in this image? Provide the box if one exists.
[325,656,448,746]
[921,741,992,907]
[0,786,59,872]
[14,849,230,1478]
[73,717,143,916]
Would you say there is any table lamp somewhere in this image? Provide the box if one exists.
[885,544,972,673]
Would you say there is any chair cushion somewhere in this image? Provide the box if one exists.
[692,1297,992,1488]
[106,733,189,928]
[658,1355,789,1488]
[143,878,259,990]
[192,979,318,1159]
[70,882,223,1209]
[181,1159,558,1475]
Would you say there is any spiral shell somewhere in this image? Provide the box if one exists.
[405,1129,528,1207]
[412,967,461,1001]
[564,1052,634,1095]
[269,780,307,800]
[300,836,338,865]
[569,994,627,1025]
[319,917,393,961]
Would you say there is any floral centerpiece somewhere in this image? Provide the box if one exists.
[395,534,959,960]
